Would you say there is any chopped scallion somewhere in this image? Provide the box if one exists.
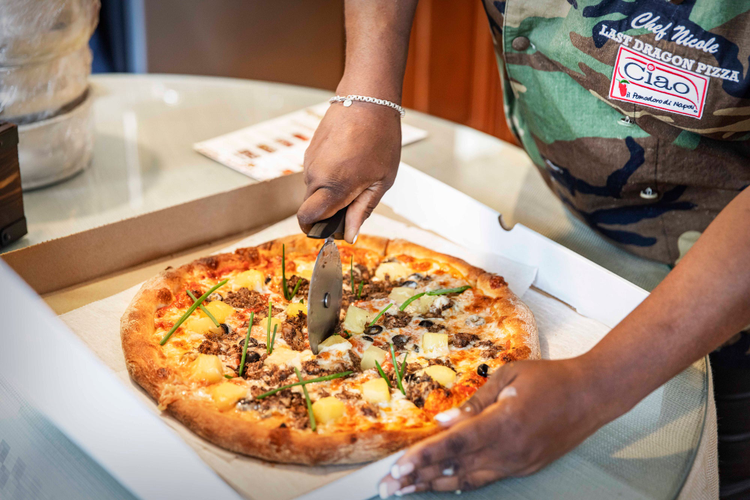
[368,303,392,327]
[187,290,220,327]
[254,371,352,399]
[374,360,392,388]
[390,343,406,395]
[399,292,425,312]
[295,368,316,432]
[238,313,255,378]
[160,279,228,345]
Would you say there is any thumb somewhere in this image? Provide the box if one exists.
[297,187,355,236]
[434,363,519,428]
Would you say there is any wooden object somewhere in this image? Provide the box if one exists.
[402,0,517,145]
[0,123,27,247]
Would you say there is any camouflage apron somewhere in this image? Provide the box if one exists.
[480,1,750,489]
[481,0,750,265]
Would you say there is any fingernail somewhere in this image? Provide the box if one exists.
[434,407,461,423]
[390,462,414,479]
[442,466,455,476]
[379,482,391,499]
[352,232,359,245]
[395,485,416,496]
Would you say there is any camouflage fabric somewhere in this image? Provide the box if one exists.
[481,0,750,264]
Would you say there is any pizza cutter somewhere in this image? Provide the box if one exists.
[306,207,347,354]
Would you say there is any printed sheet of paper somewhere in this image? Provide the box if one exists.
[194,102,428,181]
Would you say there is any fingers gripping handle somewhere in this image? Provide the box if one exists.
[308,206,347,240]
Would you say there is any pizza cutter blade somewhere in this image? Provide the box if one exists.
[307,208,346,354]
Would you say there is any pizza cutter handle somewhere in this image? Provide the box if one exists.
[308,206,347,240]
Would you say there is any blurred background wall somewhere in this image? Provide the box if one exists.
[90,0,516,145]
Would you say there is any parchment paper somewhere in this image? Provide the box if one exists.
[60,214,614,500]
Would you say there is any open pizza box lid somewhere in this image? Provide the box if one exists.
[0,163,662,500]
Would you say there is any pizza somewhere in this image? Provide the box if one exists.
[120,235,539,465]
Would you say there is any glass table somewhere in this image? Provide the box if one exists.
[4,74,709,500]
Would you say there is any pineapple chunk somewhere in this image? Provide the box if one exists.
[264,316,282,333]
[312,397,345,424]
[361,345,388,371]
[362,378,391,404]
[421,332,449,358]
[342,305,370,333]
[286,302,308,318]
[375,262,410,282]
[191,354,224,384]
[389,287,416,305]
[209,382,247,411]
[293,260,315,280]
[200,300,235,324]
[406,294,437,315]
[319,335,351,350]
[233,269,265,291]
[423,365,456,388]
[184,316,221,336]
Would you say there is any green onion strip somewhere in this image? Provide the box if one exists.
[266,302,273,354]
[282,244,289,300]
[390,343,406,395]
[374,360,392,388]
[160,279,228,345]
[368,303,392,327]
[254,371,352,399]
[187,290,220,327]
[295,368,317,432]
[270,324,278,354]
[238,313,255,378]
[398,286,472,312]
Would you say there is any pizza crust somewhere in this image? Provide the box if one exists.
[121,234,540,464]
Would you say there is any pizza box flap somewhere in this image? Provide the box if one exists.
[1,171,306,296]
[381,164,649,328]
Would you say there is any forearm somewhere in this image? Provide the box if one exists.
[337,0,419,103]
[584,188,750,420]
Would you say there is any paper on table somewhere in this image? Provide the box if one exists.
[59,214,613,500]
[193,102,428,181]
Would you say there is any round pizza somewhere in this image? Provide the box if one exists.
[120,235,539,465]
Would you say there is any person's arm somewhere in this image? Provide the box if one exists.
[297,0,419,243]
[379,188,750,497]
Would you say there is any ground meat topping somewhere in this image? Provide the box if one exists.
[286,275,310,297]
[348,349,362,371]
[451,332,480,348]
[359,280,395,300]
[224,288,267,311]
[361,404,378,418]
[197,339,221,356]
[283,312,308,351]
[423,299,454,318]
[383,311,412,329]
[406,374,441,408]
[301,359,325,375]
[336,388,362,401]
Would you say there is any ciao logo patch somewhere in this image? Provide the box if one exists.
[609,46,709,119]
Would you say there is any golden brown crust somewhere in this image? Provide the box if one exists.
[168,398,439,464]
[121,233,540,464]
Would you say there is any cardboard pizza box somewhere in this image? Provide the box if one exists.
[0,163,706,500]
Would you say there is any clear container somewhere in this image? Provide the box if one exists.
[0,0,99,66]
[18,88,93,190]
[0,46,91,122]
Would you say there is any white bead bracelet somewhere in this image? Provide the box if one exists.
[329,94,405,118]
